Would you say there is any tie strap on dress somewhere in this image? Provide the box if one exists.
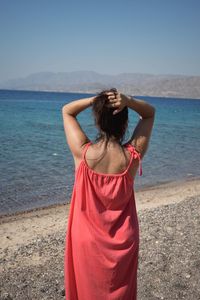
[125,143,143,176]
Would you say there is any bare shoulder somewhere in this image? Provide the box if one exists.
[73,141,91,170]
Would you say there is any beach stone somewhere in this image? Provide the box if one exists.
[61,288,65,296]
[40,287,47,293]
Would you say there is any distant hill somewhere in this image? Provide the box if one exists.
[0,71,200,99]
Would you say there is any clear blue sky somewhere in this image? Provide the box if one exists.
[0,0,200,81]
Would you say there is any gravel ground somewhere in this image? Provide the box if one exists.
[1,195,199,300]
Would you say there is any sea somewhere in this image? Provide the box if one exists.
[0,89,200,216]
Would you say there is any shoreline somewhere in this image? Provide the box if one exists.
[1,177,199,255]
[1,88,200,100]
[0,175,199,220]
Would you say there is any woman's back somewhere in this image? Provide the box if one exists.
[82,141,141,179]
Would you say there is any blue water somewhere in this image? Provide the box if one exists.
[0,89,200,216]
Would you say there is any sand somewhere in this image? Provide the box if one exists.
[0,177,200,299]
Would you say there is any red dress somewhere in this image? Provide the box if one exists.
[64,141,142,300]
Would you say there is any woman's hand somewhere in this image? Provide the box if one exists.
[105,91,129,115]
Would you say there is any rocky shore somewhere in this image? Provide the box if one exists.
[1,179,200,300]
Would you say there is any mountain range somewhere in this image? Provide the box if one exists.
[0,71,200,99]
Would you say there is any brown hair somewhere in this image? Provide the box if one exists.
[92,88,128,147]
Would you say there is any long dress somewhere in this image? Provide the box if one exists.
[64,141,142,300]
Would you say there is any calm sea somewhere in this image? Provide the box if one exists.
[0,89,200,216]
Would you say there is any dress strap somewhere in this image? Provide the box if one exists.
[82,141,92,160]
[124,143,143,176]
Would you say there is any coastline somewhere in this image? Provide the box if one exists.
[1,177,200,299]
[1,177,199,253]
[1,88,200,100]
[0,176,199,220]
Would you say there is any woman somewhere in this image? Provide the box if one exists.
[62,88,155,300]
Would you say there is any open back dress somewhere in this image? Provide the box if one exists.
[64,141,142,300]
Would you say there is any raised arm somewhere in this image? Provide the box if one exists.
[125,95,155,159]
[62,96,95,159]
[106,92,156,159]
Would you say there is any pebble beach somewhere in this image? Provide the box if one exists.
[1,178,200,300]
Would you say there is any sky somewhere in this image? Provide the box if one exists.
[0,0,200,82]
